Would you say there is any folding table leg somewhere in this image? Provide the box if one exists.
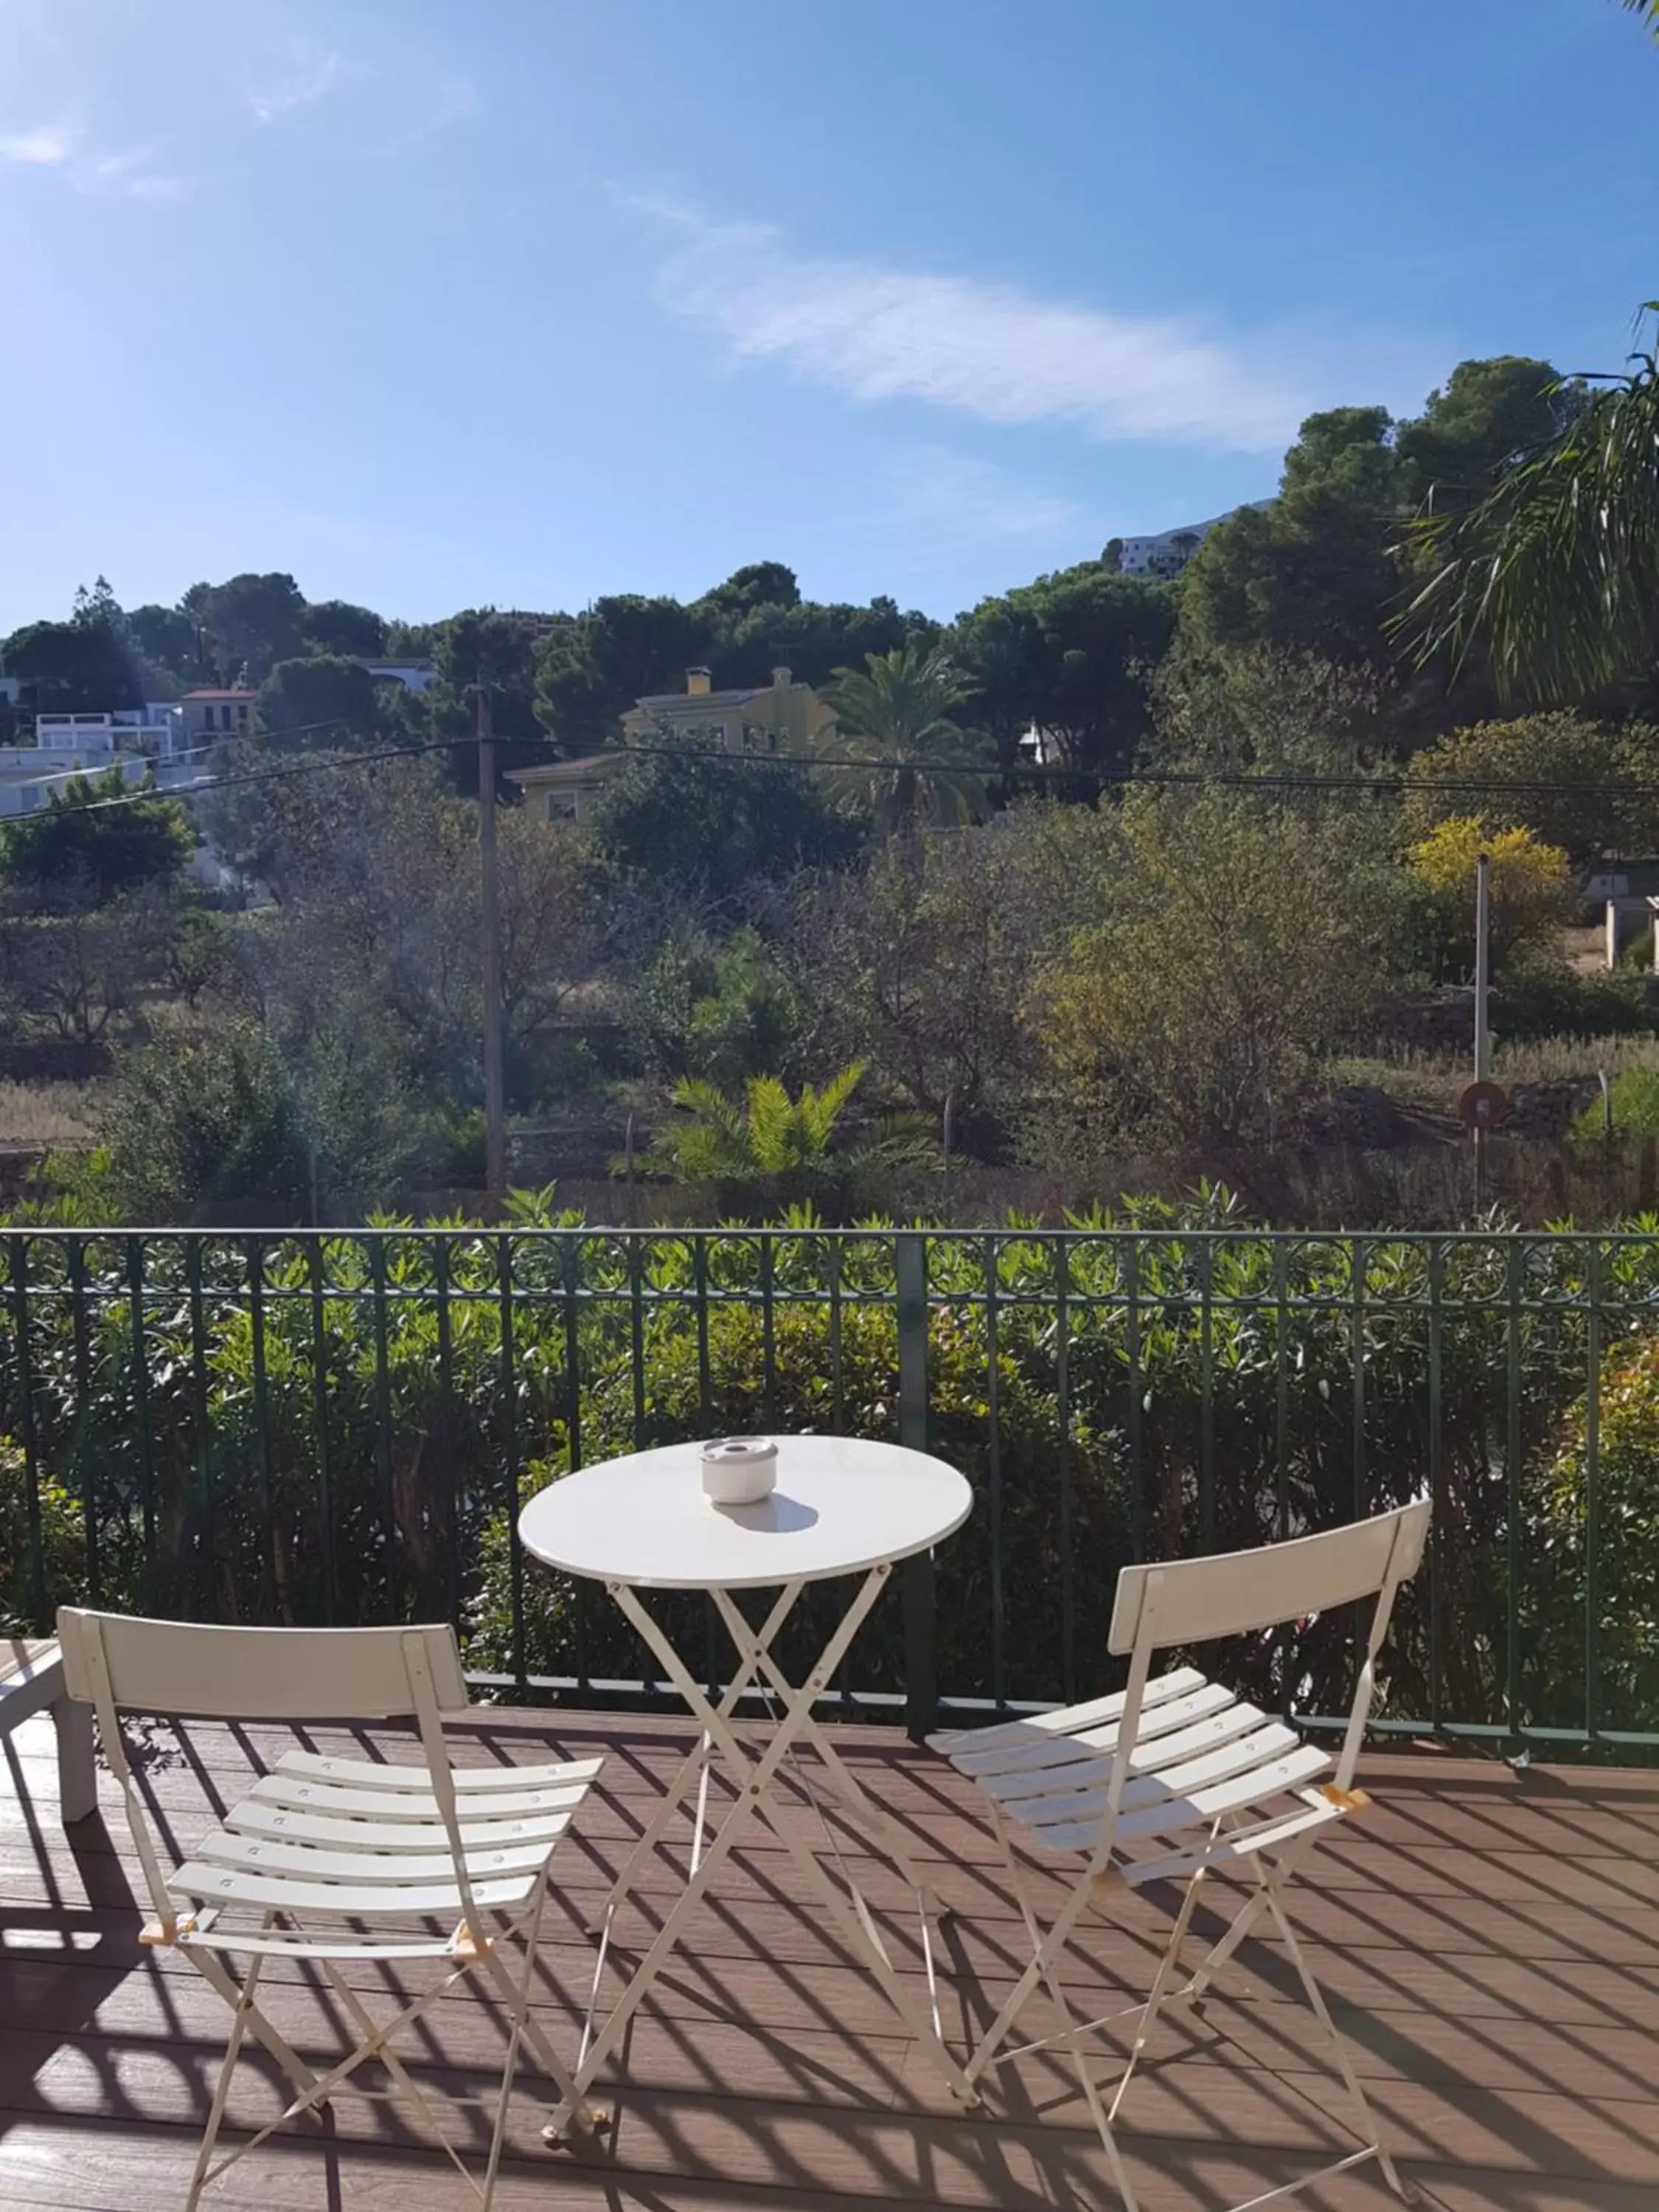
[588,1580,805,1936]
[547,1562,974,2132]
[613,1571,980,2112]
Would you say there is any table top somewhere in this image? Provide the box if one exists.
[517,1436,973,1590]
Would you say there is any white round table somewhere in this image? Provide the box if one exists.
[518,1433,972,1591]
[518,1434,979,2127]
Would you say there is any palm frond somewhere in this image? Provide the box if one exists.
[817,644,989,835]
[1397,310,1659,703]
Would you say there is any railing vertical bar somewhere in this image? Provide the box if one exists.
[67,1237,100,1610]
[694,1237,712,1429]
[1125,1241,1144,1562]
[10,1239,45,1635]
[1351,1236,1368,1523]
[125,1236,156,1615]
[1427,1239,1444,1736]
[1273,1242,1290,1543]
[759,1236,777,1431]
[896,1232,935,1740]
[1056,1240,1075,1704]
[1505,1239,1523,1745]
[307,1239,337,1627]
[370,1237,394,1582]
[498,1232,526,1688]
[693,1236,716,1701]
[1198,1240,1216,1554]
[432,1237,459,1635]
[628,1239,647,1452]
[829,1239,844,1431]
[985,1234,1005,1711]
[185,1242,210,1617]
[247,1238,275,1621]
[561,1238,590,1697]
[1585,1237,1602,1746]
[1272,1239,1291,1725]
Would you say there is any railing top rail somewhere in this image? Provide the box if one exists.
[6,1223,1659,1248]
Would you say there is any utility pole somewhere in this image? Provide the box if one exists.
[1473,850,1492,1208]
[1474,851,1492,1082]
[478,679,507,1204]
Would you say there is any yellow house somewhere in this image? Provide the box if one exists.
[509,665,835,823]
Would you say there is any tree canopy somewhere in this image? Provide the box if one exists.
[1,615,143,713]
[589,742,862,913]
[254,655,385,751]
[303,599,389,658]
[3,768,193,904]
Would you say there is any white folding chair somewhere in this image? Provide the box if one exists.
[58,1608,608,2210]
[930,1499,1430,2212]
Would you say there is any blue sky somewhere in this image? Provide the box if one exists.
[1,0,1656,627]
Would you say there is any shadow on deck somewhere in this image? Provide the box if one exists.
[3,1703,1658,2211]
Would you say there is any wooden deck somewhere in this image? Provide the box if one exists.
[3,1699,1658,2211]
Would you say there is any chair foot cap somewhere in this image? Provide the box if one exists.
[542,2101,614,2147]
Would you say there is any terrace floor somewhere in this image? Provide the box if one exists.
[2,1699,1658,2212]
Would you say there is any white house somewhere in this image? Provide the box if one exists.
[1116,518,1222,577]
[34,706,187,761]
[358,656,437,693]
[1115,501,1272,578]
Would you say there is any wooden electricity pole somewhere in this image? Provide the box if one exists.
[1473,850,1491,1208]
[478,680,507,1203]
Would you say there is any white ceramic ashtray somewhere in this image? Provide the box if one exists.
[700,1436,779,1507]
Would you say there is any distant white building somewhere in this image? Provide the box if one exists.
[1116,517,1224,577]
[178,688,255,741]
[34,706,186,760]
[1115,502,1271,578]
[358,655,437,693]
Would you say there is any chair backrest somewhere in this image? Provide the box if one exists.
[58,1610,469,1721]
[1096,1500,1429,1814]
[58,1610,479,1941]
[1107,1500,1430,1658]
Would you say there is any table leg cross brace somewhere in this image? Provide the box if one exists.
[549,1562,977,2137]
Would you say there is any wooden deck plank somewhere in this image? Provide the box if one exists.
[5,1708,1659,2209]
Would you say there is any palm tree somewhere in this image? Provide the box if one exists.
[1399,307,1659,703]
[640,1063,869,1180]
[1399,4,1658,701]
[817,645,990,846]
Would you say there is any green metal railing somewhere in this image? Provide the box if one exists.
[1,1224,1655,1754]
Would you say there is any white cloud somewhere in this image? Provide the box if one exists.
[0,119,77,164]
[246,35,369,124]
[0,115,187,199]
[650,211,1312,453]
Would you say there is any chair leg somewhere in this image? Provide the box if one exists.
[1106,1865,1208,2128]
[1259,1876,1410,2202]
[1022,1885,1144,2212]
[185,1949,264,2212]
[319,1958,482,2199]
[481,1873,552,2208]
[186,1944,323,2101]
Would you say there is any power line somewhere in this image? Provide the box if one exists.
[15,721,1658,815]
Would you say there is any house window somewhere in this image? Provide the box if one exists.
[237,703,249,724]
